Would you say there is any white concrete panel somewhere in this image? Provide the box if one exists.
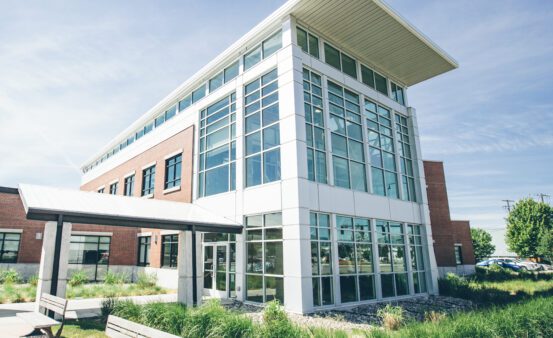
[317,185,355,215]
[281,178,301,210]
[195,192,238,220]
[306,181,320,211]
[280,141,301,181]
[242,183,282,215]
[352,192,391,220]
[388,199,416,222]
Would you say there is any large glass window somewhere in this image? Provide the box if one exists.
[408,225,427,294]
[244,69,280,187]
[141,165,156,196]
[244,31,282,71]
[69,235,111,281]
[377,221,408,298]
[324,43,357,79]
[391,82,405,105]
[395,115,416,202]
[374,72,389,96]
[303,68,327,183]
[137,236,151,267]
[245,212,284,304]
[165,154,182,189]
[0,233,20,263]
[327,81,366,191]
[297,27,319,58]
[161,234,178,268]
[336,216,375,303]
[365,100,399,198]
[310,212,333,306]
[198,93,236,197]
[109,182,118,195]
[124,175,134,196]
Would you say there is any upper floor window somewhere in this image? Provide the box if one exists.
[198,93,237,197]
[244,69,281,187]
[165,154,182,190]
[109,182,118,195]
[124,175,135,196]
[0,232,20,263]
[391,82,405,105]
[209,61,240,93]
[324,43,357,79]
[244,31,282,71]
[395,115,416,202]
[141,165,156,196]
[361,65,388,96]
[303,68,327,184]
[97,188,104,193]
[297,27,319,58]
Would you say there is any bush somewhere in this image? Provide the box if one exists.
[104,271,128,285]
[27,275,38,287]
[141,302,188,335]
[112,300,142,322]
[136,272,157,288]
[261,300,303,338]
[377,304,405,331]
[68,270,88,287]
[101,297,117,318]
[0,269,21,284]
[475,265,553,282]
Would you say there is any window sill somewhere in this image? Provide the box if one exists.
[142,193,154,199]
[163,186,181,195]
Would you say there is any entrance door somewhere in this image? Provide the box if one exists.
[203,244,228,298]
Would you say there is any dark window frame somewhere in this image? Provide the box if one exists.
[0,232,21,263]
[161,234,179,268]
[165,154,182,189]
[137,236,151,267]
[124,174,135,196]
[141,165,156,196]
[109,182,118,195]
[455,245,463,265]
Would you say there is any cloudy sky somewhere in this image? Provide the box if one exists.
[1,1,551,255]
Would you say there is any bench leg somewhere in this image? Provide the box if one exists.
[20,328,48,338]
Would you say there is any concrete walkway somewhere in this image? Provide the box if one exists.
[0,293,177,337]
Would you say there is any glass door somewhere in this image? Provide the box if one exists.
[203,243,229,298]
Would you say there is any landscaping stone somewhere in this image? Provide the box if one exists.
[223,295,475,332]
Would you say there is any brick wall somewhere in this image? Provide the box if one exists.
[424,160,476,267]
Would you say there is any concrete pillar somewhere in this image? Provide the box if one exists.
[36,221,72,312]
[177,231,203,307]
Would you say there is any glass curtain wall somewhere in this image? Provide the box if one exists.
[303,68,327,183]
[408,225,427,293]
[310,212,333,306]
[68,235,111,281]
[376,221,409,298]
[395,115,416,202]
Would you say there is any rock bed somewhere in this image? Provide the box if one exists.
[223,295,475,332]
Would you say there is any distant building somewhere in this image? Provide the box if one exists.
[424,161,476,276]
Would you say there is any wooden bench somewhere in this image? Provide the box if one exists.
[17,293,68,338]
[105,315,180,338]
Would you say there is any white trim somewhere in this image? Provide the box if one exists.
[72,231,113,237]
[454,243,463,246]
[142,161,157,170]
[160,230,179,235]
[0,228,23,234]
[109,178,119,185]
[124,171,136,179]
[163,186,181,195]
[142,193,154,199]
[164,149,183,160]
[137,232,152,237]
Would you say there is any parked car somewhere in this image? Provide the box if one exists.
[476,258,521,272]
[513,259,541,271]
[538,263,553,271]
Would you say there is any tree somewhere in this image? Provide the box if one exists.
[538,229,553,263]
[506,198,553,258]
[470,228,495,262]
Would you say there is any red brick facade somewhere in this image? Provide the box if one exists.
[424,161,476,267]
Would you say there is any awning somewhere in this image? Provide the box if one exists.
[18,184,242,233]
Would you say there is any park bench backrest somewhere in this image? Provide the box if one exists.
[106,315,180,338]
[39,293,68,316]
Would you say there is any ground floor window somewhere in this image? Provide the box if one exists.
[245,212,284,304]
[409,225,427,294]
[161,234,178,268]
[203,233,237,298]
[376,221,409,298]
[310,212,334,306]
[0,232,21,263]
[137,236,151,267]
[69,235,111,281]
[454,244,463,265]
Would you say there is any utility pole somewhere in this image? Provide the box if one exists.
[502,199,514,212]
[536,193,550,204]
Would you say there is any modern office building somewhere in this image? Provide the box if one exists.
[2,0,459,313]
[424,161,476,276]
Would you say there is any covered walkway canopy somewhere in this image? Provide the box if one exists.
[18,184,242,311]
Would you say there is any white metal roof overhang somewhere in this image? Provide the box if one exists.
[290,0,458,86]
[18,184,242,233]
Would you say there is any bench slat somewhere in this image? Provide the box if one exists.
[106,315,179,338]
[17,312,60,329]
[38,293,68,315]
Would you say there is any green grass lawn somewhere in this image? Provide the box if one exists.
[474,279,553,295]
[0,283,174,304]
[57,319,107,338]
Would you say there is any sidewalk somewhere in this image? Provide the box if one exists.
[0,293,177,337]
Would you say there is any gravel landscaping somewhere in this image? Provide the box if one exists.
[224,295,475,332]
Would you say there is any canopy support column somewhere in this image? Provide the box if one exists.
[177,230,202,307]
[36,218,72,315]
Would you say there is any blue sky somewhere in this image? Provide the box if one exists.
[1,1,551,255]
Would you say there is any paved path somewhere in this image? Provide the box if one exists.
[0,293,177,337]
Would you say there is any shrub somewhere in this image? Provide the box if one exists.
[140,302,188,335]
[377,304,405,331]
[261,300,303,338]
[424,311,446,323]
[0,269,21,284]
[27,275,38,287]
[112,300,142,322]
[68,270,88,287]
[104,271,128,285]
[101,297,117,318]
[136,272,157,288]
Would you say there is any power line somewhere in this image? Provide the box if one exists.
[536,193,550,204]
[502,199,514,212]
